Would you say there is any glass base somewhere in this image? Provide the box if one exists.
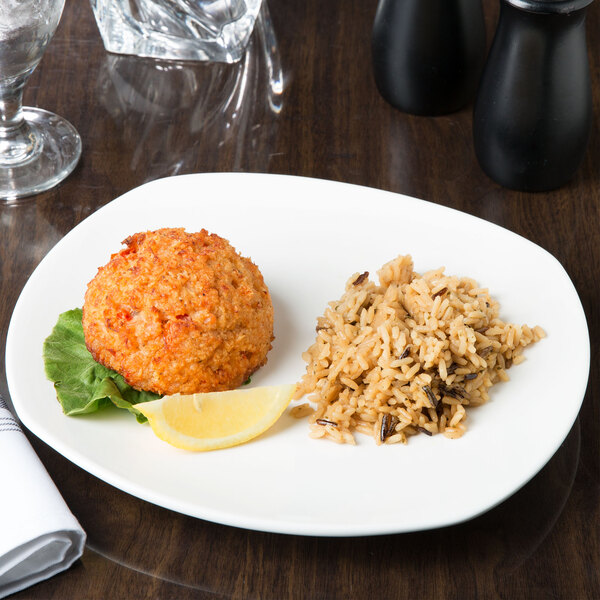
[0,107,82,201]
[90,0,263,63]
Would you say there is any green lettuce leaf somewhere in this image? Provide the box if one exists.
[43,308,160,423]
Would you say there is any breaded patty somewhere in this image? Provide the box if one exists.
[82,228,274,396]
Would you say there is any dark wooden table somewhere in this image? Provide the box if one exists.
[1,0,598,598]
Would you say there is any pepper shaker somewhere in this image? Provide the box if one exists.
[371,0,486,115]
[473,0,594,192]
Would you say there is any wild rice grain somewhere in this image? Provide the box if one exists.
[294,255,544,445]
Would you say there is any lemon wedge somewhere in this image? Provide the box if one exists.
[134,384,296,451]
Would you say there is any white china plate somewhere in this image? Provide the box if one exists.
[6,173,589,536]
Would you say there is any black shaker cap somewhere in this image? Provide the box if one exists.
[506,0,594,12]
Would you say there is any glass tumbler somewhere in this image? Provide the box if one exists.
[90,0,263,63]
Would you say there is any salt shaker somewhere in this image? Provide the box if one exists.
[371,0,486,115]
[473,0,594,192]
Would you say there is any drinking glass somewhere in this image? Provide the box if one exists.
[90,0,263,63]
[0,0,81,201]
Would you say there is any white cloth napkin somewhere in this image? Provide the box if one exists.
[0,397,86,598]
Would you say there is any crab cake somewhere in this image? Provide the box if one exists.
[82,228,274,396]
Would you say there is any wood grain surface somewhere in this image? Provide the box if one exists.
[1,0,598,598]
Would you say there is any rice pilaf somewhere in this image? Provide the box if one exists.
[294,255,545,445]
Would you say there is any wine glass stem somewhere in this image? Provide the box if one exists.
[0,77,39,166]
